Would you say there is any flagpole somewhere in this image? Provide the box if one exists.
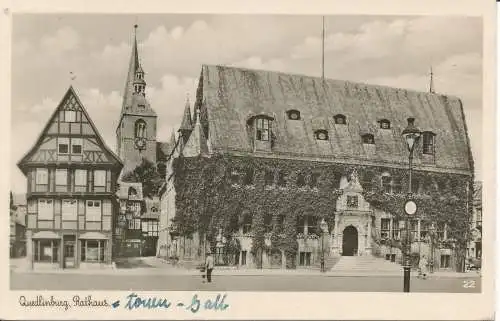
[321,16,325,80]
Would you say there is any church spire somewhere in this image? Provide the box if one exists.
[178,96,193,141]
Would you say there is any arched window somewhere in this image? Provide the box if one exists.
[286,110,301,120]
[135,120,146,138]
[334,114,347,125]
[379,119,391,129]
[381,173,392,193]
[422,131,436,155]
[314,130,329,141]
[362,134,375,144]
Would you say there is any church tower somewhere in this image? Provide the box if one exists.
[116,25,157,175]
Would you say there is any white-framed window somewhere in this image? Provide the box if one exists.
[62,199,78,221]
[64,110,77,122]
[38,199,54,220]
[71,138,82,154]
[75,169,87,186]
[34,240,60,263]
[86,200,102,222]
[58,138,69,154]
[256,118,270,141]
[94,170,106,187]
[55,169,68,187]
[36,168,49,185]
[80,240,105,263]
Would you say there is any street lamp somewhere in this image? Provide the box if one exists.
[319,218,329,273]
[428,223,436,273]
[401,117,422,293]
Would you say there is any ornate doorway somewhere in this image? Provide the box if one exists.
[342,226,358,256]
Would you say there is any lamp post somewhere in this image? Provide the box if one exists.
[428,223,435,273]
[401,117,422,293]
[319,218,329,273]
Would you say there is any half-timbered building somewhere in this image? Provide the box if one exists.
[17,86,123,270]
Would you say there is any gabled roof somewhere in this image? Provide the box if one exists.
[183,110,209,157]
[17,86,123,174]
[196,65,473,173]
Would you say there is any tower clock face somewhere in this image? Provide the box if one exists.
[135,137,146,149]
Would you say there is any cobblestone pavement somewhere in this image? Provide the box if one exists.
[10,270,481,293]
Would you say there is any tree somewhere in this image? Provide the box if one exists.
[121,158,164,198]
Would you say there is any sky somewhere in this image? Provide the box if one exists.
[10,14,483,194]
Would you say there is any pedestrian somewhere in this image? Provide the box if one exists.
[419,255,428,279]
[205,250,214,283]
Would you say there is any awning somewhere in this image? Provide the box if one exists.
[79,232,108,240]
[32,231,60,239]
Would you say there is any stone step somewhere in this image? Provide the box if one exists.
[331,256,403,272]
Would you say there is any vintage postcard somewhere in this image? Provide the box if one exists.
[0,0,495,319]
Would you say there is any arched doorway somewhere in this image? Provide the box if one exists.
[342,226,358,256]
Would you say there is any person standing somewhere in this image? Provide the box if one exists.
[205,250,214,283]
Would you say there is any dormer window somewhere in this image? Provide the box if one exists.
[422,131,436,155]
[256,117,271,141]
[362,134,375,144]
[315,130,329,141]
[334,114,347,125]
[379,119,391,129]
[128,187,137,197]
[286,110,301,120]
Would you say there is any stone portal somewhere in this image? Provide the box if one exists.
[342,226,358,256]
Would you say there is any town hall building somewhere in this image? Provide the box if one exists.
[157,64,474,272]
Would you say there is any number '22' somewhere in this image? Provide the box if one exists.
[463,280,476,288]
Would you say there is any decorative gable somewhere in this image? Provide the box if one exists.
[18,86,123,174]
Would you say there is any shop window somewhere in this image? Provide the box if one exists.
[34,240,60,263]
[81,240,105,263]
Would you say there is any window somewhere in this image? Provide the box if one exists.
[230,169,241,185]
[34,240,60,263]
[62,199,78,221]
[437,222,446,240]
[71,138,82,154]
[264,170,274,187]
[379,119,391,129]
[299,252,312,266]
[296,173,306,187]
[35,168,49,191]
[315,130,329,141]
[381,218,390,238]
[55,169,68,188]
[256,118,270,141]
[94,170,106,187]
[347,195,358,208]
[420,221,429,239]
[381,175,392,193]
[286,110,301,120]
[264,214,273,233]
[128,187,137,197]
[243,168,254,186]
[362,134,375,144]
[392,220,400,239]
[296,216,305,234]
[334,114,346,125]
[86,200,101,222]
[242,215,252,234]
[410,220,418,240]
[309,173,320,188]
[58,138,69,154]
[277,171,287,187]
[81,240,105,263]
[38,199,54,220]
[422,132,435,155]
[392,178,402,194]
[75,169,87,187]
[129,218,141,230]
[135,120,147,138]
[64,110,77,123]
[440,254,451,268]
[307,216,317,235]
[361,171,375,192]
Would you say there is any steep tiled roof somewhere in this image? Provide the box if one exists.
[197,65,473,173]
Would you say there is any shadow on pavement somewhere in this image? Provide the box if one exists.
[114,257,155,269]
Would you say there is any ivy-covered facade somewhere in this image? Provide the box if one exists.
[156,65,475,272]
